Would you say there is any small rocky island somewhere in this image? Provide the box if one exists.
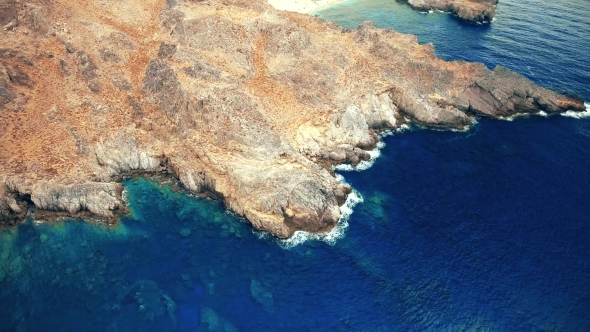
[0,0,585,238]
[396,0,499,23]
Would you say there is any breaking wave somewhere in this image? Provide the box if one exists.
[332,124,410,172]
[276,180,363,249]
[332,141,385,172]
[561,103,590,119]
[253,175,363,249]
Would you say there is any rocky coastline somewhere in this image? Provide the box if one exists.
[0,0,585,238]
[396,0,499,23]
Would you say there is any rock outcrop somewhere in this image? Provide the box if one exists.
[0,0,585,238]
[396,0,499,23]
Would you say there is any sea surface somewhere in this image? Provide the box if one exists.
[2,0,590,331]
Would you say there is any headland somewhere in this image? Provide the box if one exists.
[396,0,499,23]
[0,0,584,238]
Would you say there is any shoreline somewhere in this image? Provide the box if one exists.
[267,0,345,14]
[1,0,586,241]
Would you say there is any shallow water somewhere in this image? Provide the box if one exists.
[2,0,590,331]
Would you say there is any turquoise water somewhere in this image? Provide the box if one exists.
[2,0,590,331]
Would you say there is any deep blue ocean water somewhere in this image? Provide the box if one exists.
[1,0,590,331]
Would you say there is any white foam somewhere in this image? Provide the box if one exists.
[537,111,548,117]
[276,179,363,249]
[499,116,515,121]
[561,103,590,119]
[332,141,385,172]
[121,188,129,204]
[332,122,415,172]
[254,123,409,247]
[380,123,411,138]
[251,176,364,248]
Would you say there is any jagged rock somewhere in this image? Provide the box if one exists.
[78,51,101,93]
[0,0,584,237]
[0,182,28,225]
[396,0,498,23]
[0,63,15,107]
[157,43,177,58]
[30,181,125,219]
[143,59,186,117]
[0,0,17,28]
[93,130,162,180]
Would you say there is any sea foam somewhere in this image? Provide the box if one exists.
[253,175,363,249]
[561,103,590,119]
[332,124,410,172]
[332,141,385,172]
[259,125,413,247]
[276,175,363,249]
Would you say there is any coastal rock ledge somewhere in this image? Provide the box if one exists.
[396,0,499,23]
[0,0,585,238]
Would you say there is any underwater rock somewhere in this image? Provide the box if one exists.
[0,0,585,238]
[199,306,239,332]
[250,279,274,313]
[119,279,177,322]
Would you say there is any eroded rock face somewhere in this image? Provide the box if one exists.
[396,0,499,23]
[0,0,585,237]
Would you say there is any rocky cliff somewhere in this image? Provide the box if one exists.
[0,0,585,238]
[396,0,499,23]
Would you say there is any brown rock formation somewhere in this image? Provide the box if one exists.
[0,0,585,238]
[396,0,499,23]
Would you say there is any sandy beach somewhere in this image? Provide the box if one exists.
[267,0,345,13]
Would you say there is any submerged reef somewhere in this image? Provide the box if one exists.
[396,0,499,23]
[0,0,585,238]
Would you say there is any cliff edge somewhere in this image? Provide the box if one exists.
[0,0,584,238]
[396,0,499,23]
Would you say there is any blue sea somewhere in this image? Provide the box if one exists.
[2,0,590,331]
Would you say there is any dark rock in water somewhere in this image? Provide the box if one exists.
[396,0,499,23]
[0,0,585,237]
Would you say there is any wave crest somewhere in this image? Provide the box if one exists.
[253,175,363,248]
[276,181,363,249]
[561,103,590,119]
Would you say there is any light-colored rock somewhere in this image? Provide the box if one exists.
[0,0,585,237]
